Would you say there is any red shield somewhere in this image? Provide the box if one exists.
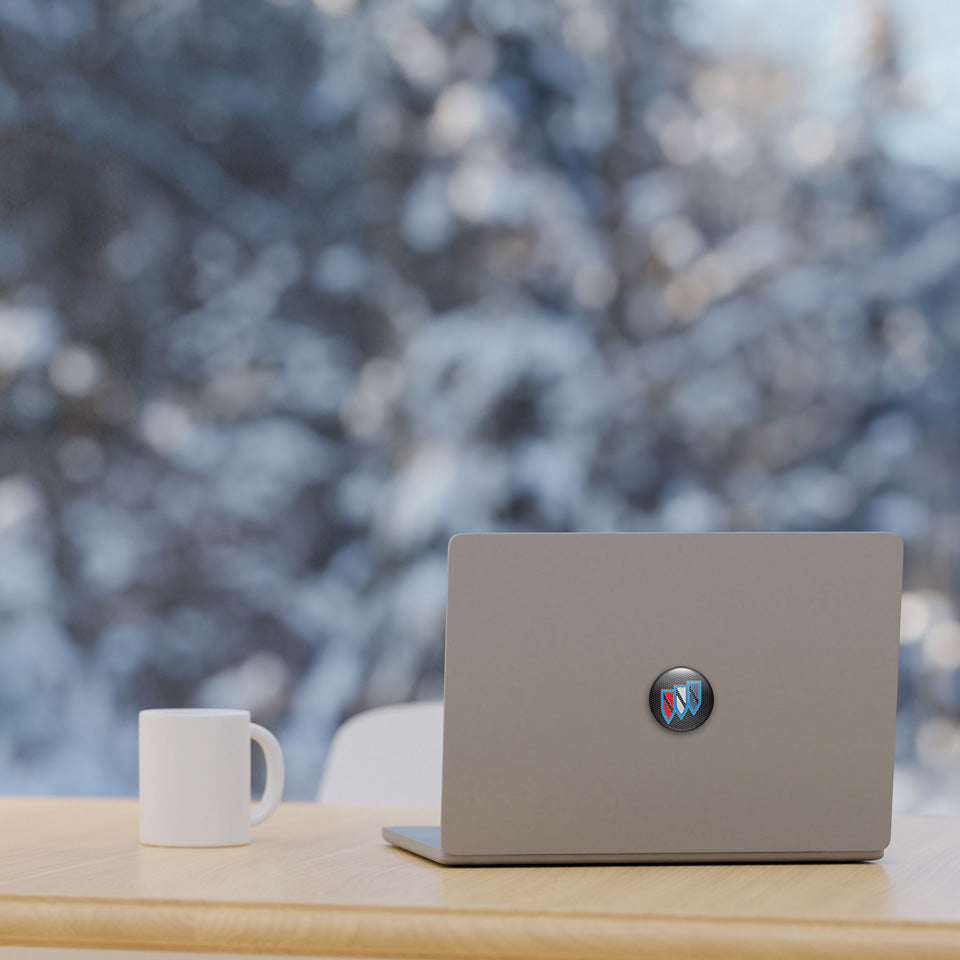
[661,688,675,723]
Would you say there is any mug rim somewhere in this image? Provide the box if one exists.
[139,708,250,720]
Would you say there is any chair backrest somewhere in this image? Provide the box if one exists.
[317,701,443,805]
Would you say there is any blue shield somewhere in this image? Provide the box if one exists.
[687,680,702,716]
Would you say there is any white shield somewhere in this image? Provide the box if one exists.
[674,682,688,718]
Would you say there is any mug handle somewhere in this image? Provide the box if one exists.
[250,724,285,827]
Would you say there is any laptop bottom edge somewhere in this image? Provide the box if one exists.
[382,826,884,865]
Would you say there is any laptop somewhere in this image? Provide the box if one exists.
[384,532,903,864]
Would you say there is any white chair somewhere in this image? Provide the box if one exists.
[317,701,443,805]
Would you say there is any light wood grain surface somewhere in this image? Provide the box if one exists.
[0,799,959,958]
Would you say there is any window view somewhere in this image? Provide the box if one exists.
[0,0,957,808]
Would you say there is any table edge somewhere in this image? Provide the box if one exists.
[2,897,960,959]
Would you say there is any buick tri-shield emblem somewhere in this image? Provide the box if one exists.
[650,667,713,732]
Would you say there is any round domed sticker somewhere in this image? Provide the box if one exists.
[649,666,714,732]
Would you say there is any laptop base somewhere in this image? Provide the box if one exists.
[382,826,884,865]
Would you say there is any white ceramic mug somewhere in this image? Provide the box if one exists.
[139,708,285,847]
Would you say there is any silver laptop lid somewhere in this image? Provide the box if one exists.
[440,533,902,857]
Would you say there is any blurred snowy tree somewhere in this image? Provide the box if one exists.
[0,0,958,804]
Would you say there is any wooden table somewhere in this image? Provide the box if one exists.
[1,799,959,959]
